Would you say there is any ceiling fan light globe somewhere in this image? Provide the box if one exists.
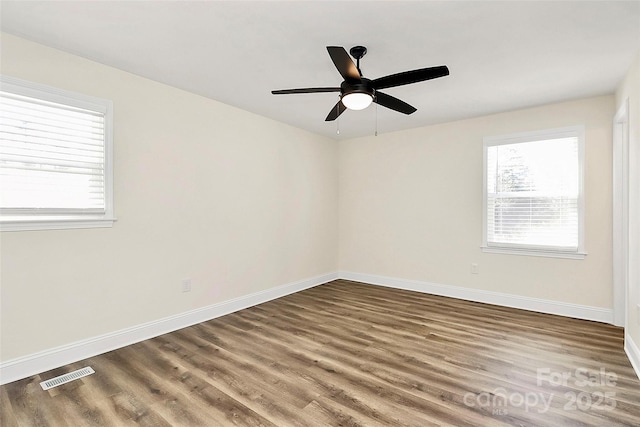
[341,92,373,110]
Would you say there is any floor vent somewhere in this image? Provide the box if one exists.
[40,366,95,390]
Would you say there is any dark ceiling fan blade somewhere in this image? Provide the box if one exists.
[372,65,449,90]
[271,87,341,95]
[325,100,347,121]
[327,46,361,82]
[374,91,417,115]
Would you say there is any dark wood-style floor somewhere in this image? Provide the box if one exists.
[2,280,639,426]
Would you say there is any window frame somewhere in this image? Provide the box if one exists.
[0,75,115,231]
[482,125,586,259]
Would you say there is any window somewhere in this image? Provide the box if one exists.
[482,126,585,259]
[0,76,114,231]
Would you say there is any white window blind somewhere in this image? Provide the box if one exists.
[483,127,585,258]
[0,76,114,231]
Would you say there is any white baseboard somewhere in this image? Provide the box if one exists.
[0,272,338,385]
[338,271,613,324]
[625,332,640,380]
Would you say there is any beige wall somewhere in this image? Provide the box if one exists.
[0,34,339,361]
[615,51,640,351]
[340,95,615,308]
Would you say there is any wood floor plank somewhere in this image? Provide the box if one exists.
[159,338,310,425]
[193,321,442,426]
[3,375,69,427]
[2,279,639,426]
[0,385,20,427]
[230,304,509,424]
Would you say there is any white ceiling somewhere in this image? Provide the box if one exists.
[1,1,639,140]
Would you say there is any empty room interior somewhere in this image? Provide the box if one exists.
[1,1,640,426]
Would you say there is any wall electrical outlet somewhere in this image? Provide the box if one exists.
[181,278,192,293]
[471,263,479,274]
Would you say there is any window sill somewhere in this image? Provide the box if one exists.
[481,246,586,260]
[0,216,116,232]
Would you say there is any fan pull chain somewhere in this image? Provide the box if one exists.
[375,102,378,136]
[336,99,340,135]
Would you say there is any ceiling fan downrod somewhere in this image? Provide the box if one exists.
[349,46,367,75]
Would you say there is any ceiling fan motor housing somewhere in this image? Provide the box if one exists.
[341,78,375,98]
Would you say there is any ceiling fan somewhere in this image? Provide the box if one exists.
[271,46,449,121]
